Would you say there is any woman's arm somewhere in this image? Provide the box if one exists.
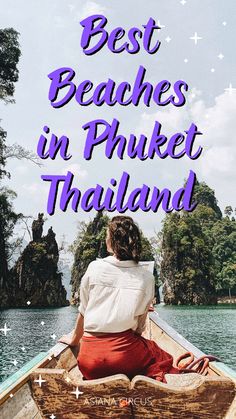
[59,312,84,346]
[135,310,149,335]
[59,267,91,346]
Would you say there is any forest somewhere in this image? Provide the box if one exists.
[0,28,235,308]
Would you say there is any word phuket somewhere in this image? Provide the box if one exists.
[37,120,202,161]
[41,170,197,215]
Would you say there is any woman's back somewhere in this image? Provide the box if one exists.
[79,255,155,333]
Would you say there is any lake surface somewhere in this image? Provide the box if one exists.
[0,305,235,383]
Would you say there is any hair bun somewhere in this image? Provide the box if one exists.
[108,216,142,263]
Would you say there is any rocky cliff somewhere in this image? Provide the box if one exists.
[0,214,69,308]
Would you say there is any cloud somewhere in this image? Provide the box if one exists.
[21,181,49,209]
[62,163,88,178]
[75,1,107,21]
[53,15,65,28]
[15,165,29,174]
[136,89,236,206]
[22,182,46,195]
[190,91,236,181]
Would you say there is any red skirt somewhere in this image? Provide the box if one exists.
[77,329,179,382]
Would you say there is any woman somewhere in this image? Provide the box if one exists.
[60,215,179,382]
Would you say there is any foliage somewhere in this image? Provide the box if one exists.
[3,226,69,308]
[160,180,223,305]
[0,125,7,179]
[4,143,42,166]
[192,180,222,219]
[211,217,236,294]
[0,28,21,287]
[0,188,22,285]
[0,28,21,103]
[70,212,109,301]
[0,188,21,248]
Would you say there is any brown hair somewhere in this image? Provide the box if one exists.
[108,216,142,263]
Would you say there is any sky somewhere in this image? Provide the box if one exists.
[0,0,236,258]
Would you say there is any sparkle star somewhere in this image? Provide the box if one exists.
[0,323,11,336]
[9,394,14,398]
[222,21,227,26]
[211,68,215,73]
[41,321,45,326]
[218,53,224,60]
[26,301,31,306]
[184,58,188,63]
[165,36,171,43]
[180,0,187,5]
[157,20,165,30]
[12,360,18,366]
[71,387,84,399]
[21,346,26,352]
[224,83,236,94]
[51,333,57,340]
[34,374,46,387]
[50,415,56,419]
[190,32,202,45]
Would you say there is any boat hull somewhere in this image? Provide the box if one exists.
[0,311,235,418]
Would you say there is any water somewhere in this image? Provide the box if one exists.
[157,304,236,368]
[0,306,78,383]
[0,305,235,383]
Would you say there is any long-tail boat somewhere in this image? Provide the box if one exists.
[0,310,235,418]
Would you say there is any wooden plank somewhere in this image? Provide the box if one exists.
[67,365,84,382]
[55,346,79,371]
[30,371,132,418]
[150,311,236,381]
[49,331,75,358]
[131,375,235,418]
[0,352,49,405]
[29,368,235,419]
[0,382,42,419]
[34,368,66,375]
[149,311,205,358]
[210,362,236,382]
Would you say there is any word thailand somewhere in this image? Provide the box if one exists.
[42,170,197,215]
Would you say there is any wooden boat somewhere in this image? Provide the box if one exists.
[0,310,235,418]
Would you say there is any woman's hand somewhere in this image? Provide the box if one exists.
[59,334,79,347]
[59,313,84,347]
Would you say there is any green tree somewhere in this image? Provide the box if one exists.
[70,212,110,303]
[224,206,233,218]
[0,28,21,103]
[212,216,236,297]
[0,28,21,287]
[160,180,222,305]
[0,125,7,179]
[0,188,21,287]
[193,180,222,219]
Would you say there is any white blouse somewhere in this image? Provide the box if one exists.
[78,255,155,333]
